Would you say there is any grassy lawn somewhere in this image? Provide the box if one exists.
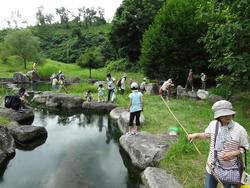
[1,59,249,188]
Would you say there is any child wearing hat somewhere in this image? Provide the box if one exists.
[187,100,249,187]
[126,82,144,135]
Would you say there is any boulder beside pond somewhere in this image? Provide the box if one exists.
[0,107,34,124]
[109,107,127,120]
[141,167,183,188]
[26,71,40,82]
[118,111,145,134]
[32,92,83,108]
[13,72,30,83]
[119,131,177,169]
[146,83,160,95]
[0,126,15,155]
[197,89,209,100]
[9,125,47,144]
[82,101,117,112]
[0,77,14,83]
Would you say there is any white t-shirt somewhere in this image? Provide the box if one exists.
[106,77,115,90]
[98,87,104,96]
[204,120,249,174]
[120,77,126,90]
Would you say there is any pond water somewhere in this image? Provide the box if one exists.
[0,107,143,188]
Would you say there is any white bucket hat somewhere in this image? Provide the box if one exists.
[131,82,138,89]
[212,100,235,119]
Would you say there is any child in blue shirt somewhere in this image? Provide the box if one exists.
[127,82,144,135]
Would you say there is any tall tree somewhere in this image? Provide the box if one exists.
[139,0,209,82]
[4,29,43,69]
[199,0,250,88]
[45,13,54,24]
[36,6,46,26]
[56,7,69,24]
[76,48,103,78]
[109,0,165,67]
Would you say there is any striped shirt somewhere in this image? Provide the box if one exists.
[204,120,249,174]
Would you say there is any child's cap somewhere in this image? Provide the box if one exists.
[131,82,138,90]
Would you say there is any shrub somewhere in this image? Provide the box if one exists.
[106,58,127,72]
[38,65,59,80]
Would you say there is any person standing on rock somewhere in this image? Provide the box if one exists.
[140,78,147,93]
[106,73,115,102]
[127,82,144,135]
[185,69,194,92]
[119,73,127,96]
[98,84,105,102]
[187,100,249,187]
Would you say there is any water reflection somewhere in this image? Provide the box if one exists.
[0,108,143,188]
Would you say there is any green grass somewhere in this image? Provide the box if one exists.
[1,59,250,188]
[0,117,10,125]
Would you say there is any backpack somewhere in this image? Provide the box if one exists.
[4,95,13,108]
[117,79,122,87]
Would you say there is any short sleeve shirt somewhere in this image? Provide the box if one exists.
[129,92,143,113]
[106,77,115,90]
[204,120,249,174]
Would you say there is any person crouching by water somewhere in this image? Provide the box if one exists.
[85,90,93,102]
[11,88,29,111]
[187,100,249,188]
[127,82,144,135]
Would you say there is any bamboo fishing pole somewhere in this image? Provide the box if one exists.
[161,96,224,187]
[160,96,202,155]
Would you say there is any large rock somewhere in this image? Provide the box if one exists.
[32,92,84,108]
[208,94,224,103]
[0,77,14,83]
[0,107,34,124]
[110,107,127,120]
[187,91,197,98]
[26,70,40,82]
[82,101,117,112]
[9,125,47,143]
[119,131,177,169]
[0,126,15,155]
[176,85,187,96]
[13,72,30,83]
[118,111,145,134]
[197,89,209,100]
[141,167,183,188]
[146,83,160,95]
[64,77,81,85]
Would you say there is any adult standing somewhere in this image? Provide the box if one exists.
[106,73,115,102]
[185,69,194,92]
[119,73,127,95]
[187,100,249,187]
[140,78,147,93]
[201,73,207,90]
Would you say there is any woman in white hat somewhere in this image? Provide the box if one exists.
[187,100,249,188]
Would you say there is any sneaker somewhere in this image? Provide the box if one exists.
[125,132,131,135]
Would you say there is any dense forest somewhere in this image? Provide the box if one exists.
[0,0,249,90]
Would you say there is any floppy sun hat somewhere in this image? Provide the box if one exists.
[212,100,235,119]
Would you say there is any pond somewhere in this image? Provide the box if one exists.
[0,106,144,188]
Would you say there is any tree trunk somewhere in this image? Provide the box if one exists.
[89,67,92,78]
[24,58,27,70]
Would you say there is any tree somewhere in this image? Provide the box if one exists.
[45,13,54,24]
[199,0,250,88]
[56,7,69,24]
[77,48,103,78]
[4,29,43,69]
[36,6,45,26]
[139,0,209,82]
[109,0,165,67]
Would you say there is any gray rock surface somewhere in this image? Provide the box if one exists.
[118,111,145,134]
[64,77,81,85]
[141,167,183,188]
[187,91,197,98]
[26,70,40,82]
[197,89,209,100]
[9,125,47,143]
[146,83,159,95]
[0,107,34,124]
[32,92,84,108]
[208,94,224,103]
[13,72,30,83]
[0,126,15,155]
[0,77,14,83]
[110,107,127,120]
[82,101,117,112]
[119,131,177,169]
[176,85,187,96]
